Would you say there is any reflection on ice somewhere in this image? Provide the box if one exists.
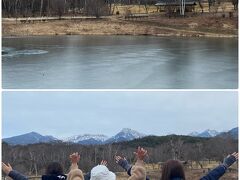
[2,47,48,57]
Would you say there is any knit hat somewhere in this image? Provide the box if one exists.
[90,165,116,180]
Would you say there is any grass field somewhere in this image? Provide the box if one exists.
[2,13,238,37]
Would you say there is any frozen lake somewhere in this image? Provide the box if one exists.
[2,35,238,89]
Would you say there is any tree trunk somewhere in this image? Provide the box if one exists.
[15,0,18,18]
[31,0,35,16]
[34,163,38,176]
[40,0,43,17]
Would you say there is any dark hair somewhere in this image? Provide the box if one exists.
[161,160,186,180]
[45,162,64,175]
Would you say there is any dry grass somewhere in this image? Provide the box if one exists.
[117,166,238,180]
[3,14,237,38]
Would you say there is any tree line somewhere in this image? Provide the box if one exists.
[2,0,158,18]
[2,0,107,18]
[2,135,237,176]
[2,0,238,18]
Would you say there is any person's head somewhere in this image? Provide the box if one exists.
[161,160,186,180]
[45,162,64,175]
[90,165,116,180]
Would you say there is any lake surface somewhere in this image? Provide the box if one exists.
[2,36,238,89]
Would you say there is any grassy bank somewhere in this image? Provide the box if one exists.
[2,14,238,38]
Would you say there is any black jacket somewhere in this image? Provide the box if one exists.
[42,174,67,180]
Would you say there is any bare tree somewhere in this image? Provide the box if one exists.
[85,0,109,18]
[2,135,238,176]
[208,0,215,12]
[197,0,204,12]
[39,0,43,16]
[231,0,238,10]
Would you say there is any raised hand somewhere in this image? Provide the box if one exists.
[2,162,13,175]
[223,152,238,168]
[115,155,131,171]
[134,146,148,161]
[231,152,238,160]
[100,160,108,166]
[115,156,125,164]
[69,152,80,165]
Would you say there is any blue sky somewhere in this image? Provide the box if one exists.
[2,91,238,139]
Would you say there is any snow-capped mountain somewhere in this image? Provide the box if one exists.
[3,129,145,145]
[3,132,58,145]
[198,129,220,137]
[188,129,220,137]
[105,128,146,144]
[188,128,237,138]
[64,129,146,144]
[63,134,108,145]
[4,127,237,146]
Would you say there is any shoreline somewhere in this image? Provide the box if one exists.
[2,32,238,38]
[2,15,238,38]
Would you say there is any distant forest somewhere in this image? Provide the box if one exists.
[2,134,237,176]
[2,0,157,18]
[2,0,238,18]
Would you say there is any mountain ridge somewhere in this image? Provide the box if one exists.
[3,131,58,145]
[3,127,238,145]
[188,127,238,139]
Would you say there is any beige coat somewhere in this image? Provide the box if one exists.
[128,159,146,180]
[67,164,84,180]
